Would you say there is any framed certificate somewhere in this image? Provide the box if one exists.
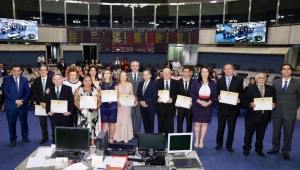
[254,97,272,110]
[119,95,135,106]
[51,100,68,113]
[158,90,169,103]
[101,90,117,102]
[175,95,192,109]
[80,96,97,109]
[35,105,47,116]
[219,90,239,105]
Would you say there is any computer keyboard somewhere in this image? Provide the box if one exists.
[133,165,168,170]
[51,151,85,161]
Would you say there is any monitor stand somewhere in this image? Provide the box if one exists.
[170,152,188,159]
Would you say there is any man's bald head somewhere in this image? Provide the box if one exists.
[163,68,171,80]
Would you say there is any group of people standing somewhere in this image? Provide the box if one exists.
[3,61,299,161]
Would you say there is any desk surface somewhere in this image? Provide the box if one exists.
[15,146,203,170]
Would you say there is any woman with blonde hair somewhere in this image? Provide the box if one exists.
[114,71,137,143]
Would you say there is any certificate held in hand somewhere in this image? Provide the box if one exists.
[51,100,68,113]
[254,97,272,111]
[219,90,239,105]
[35,105,47,116]
[158,90,169,103]
[101,90,117,102]
[119,95,135,106]
[175,95,192,109]
[80,96,97,109]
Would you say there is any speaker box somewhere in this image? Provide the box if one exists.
[96,130,108,156]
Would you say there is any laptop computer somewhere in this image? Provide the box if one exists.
[172,158,202,168]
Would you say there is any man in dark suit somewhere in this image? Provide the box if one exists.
[267,64,300,160]
[137,69,158,133]
[242,73,275,157]
[32,65,54,144]
[46,73,74,143]
[0,62,7,77]
[216,64,243,153]
[128,61,144,136]
[3,64,30,147]
[156,68,179,136]
[176,67,193,133]
[56,58,67,72]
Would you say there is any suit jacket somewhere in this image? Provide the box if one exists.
[46,84,74,121]
[217,75,243,115]
[32,76,54,105]
[272,78,300,120]
[178,78,194,97]
[3,75,30,111]
[242,84,275,123]
[156,79,179,114]
[127,72,143,96]
[137,80,158,112]
[57,62,67,71]
[0,68,7,77]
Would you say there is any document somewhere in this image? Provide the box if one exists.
[219,90,239,105]
[80,96,97,109]
[44,159,56,167]
[63,162,88,170]
[51,100,68,113]
[35,105,47,116]
[101,90,117,102]
[254,97,273,111]
[158,90,169,103]
[35,148,53,157]
[119,95,135,106]
[93,81,100,89]
[175,95,192,109]
[104,156,126,168]
[92,155,104,167]
[55,157,68,169]
[26,157,45,168]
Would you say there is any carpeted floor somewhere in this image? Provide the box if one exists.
[0,109,299,170]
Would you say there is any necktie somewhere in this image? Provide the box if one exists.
[185,81,188,92]
[42,79,45,95]
[142,82,147,95]
[259,87,264,114]
[56,87,60,99]
[134,74,137,84]
[227,78,231,90]
[15,78,19,93]
[283,81,288,92]
[166,81,169,90]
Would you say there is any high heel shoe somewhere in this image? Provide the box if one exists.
[108,137,113,143]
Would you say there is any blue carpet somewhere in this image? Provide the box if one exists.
[0,109,299,170]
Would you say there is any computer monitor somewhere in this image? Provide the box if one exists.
[167,133,193,154]
[55,127,90,152]
[138,133,165,151]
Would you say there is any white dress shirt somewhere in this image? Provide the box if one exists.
[164,79,171,90]
[172,61,181,68]
[282,77,291,88]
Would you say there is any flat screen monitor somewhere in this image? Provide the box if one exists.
[167,133,193,154]
[215,21,267,43]
[138,133,165,151]
[55,127,90,152]
[0,17,38,40]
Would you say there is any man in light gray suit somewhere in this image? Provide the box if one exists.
[127,61,143,137]
[267,64,300,161]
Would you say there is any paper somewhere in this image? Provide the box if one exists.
[35,105,48,116]
[26,157,45,168]
[63,162,88,170]
[55,157,68,169]
[44,159,56,167]
[101,90,117,102]
[158,90,169,103]
[51,100,68,113]
[93,81,100,89]
[104,156,126,168]
[219,90,239,105]
[80,96,97,109]
[93,162,106,170]
[175,95,192,109]
[119,95,135,106]
[92,155,104,167]
[254,97,273,111]
[35,148,53,157]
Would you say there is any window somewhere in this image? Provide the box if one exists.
[66,3,88,27]
[178,4,199,29]
[278,0,300,25]
[201,2,224,28]
[134,6,154,28]
[41,0,65,27]
[250,0,277,26]
[90,4,110,28]
[156,5,177,28]
[225,0,249,23]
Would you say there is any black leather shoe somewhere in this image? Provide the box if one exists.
[10,141,16,147]
[267,149,279,154]
[215,145,222,150]
[226,147,234,153]
[134,134,139,138]
[40,138,48,144]
[243,150,249,156]
[23,138,30,143]
[283,154,290,161]
[255,150,265,157]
